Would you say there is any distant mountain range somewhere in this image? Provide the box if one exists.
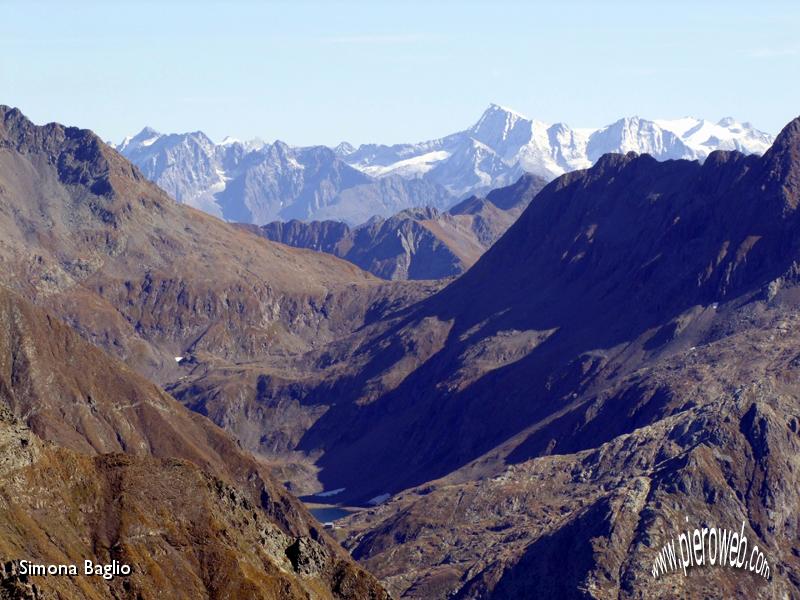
[117,129,454,225]
[340,105,773,196]
[118,105,773,225]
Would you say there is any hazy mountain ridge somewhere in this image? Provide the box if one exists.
[247,173,548,280]
[118,104,772,226]
[118,129,455,225]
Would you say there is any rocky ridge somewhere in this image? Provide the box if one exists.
[117,129,455,224]
[118,105,772,226]
[247,174,548,280]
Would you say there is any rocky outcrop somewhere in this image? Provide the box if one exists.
[0,426,389,599]
[0,561,48,600]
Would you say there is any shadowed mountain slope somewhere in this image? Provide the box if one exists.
[171,118,800,597]
[304,119,800,497]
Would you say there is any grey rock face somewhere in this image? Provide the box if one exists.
[118,131,454,225]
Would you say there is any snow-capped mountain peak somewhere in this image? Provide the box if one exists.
[116,129,455,225]
[336,106,773,199]
[469,103,537,152]
[471,103,529,130]
[653,116,773,158]
[134,125,160,139]
[334,141,356,156]
[118,126,161,152]
[117,104,774,226]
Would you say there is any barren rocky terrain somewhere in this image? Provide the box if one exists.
[0,285,389,599]
[0,105,430,383]
[0,106,394,599]
[339,302,800,598]
[3,104,800,598]
[170,116,800,597]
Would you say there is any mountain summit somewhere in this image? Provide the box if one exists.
[117,105,773,226]
[169,117,800,597]
[468,103,536,149]
[116,130,455,225]
[344,104,774,197]
[117,125,160,152]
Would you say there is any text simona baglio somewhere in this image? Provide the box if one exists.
[19,560,131,580]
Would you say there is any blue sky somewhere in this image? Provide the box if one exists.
[2,1,798,145]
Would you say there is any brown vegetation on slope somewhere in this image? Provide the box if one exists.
[0,286,388,599]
